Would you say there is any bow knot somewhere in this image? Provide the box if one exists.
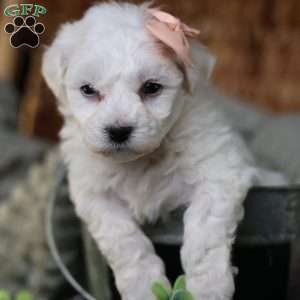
[146,9,200,66]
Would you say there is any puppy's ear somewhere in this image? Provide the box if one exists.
[186,41,216,92]
[42,23,74,101]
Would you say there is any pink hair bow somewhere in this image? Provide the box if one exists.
[146,8,200,66]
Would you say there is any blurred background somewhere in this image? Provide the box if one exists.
[1,0,300,142]
[0,0,300,300]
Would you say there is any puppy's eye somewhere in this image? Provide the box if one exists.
[80,84,98,97]
[139,81,163,98]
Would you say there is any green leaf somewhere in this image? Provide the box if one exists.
[182,291,194,300]
[0,290,11,300]
[151,282,170,300]
[171,290,194,300]
[173,275,186,291]
[15,291,33,300]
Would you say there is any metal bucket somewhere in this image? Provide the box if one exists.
[47,166,300,300]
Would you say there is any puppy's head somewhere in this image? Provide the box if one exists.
[42,2,215,162]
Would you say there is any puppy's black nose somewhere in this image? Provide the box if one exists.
[106,126,133,144]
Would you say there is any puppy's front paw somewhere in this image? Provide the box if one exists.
[186,272,234,300]
[122,277,170,300]
[120,271,170,300]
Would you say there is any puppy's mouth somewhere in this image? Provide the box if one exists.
[88,142,159,162]
[106,143,131,154]
[91,144,142,156]
[83,135,161,161]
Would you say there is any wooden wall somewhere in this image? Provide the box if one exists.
[1,0,299,140]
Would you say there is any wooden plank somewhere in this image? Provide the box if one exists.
[19,0,300,140]
[0,0,20,82]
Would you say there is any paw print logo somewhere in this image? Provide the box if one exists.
[4,16,45,48]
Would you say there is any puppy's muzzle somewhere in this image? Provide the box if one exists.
[105,126,133,144]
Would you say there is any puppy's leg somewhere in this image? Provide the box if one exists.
[75,196,169,300]
[181,159,255,300]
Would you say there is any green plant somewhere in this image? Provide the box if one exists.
[0,290,32,300]
[152,275,194,300]
[15,291,33,300]
[0,290,11,300]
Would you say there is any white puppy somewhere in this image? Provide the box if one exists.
[42,2,263,300]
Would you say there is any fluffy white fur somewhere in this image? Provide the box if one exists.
[42,3,277,300]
